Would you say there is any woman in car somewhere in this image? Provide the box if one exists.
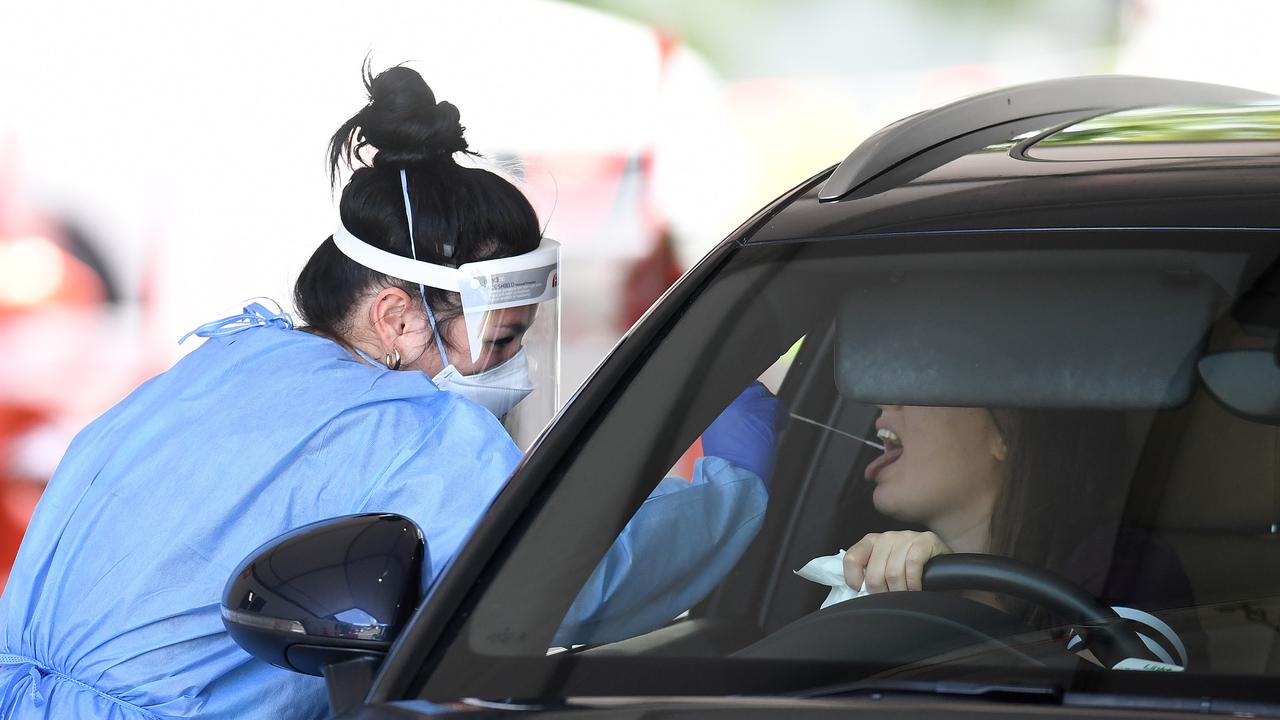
[830,405,1198,663]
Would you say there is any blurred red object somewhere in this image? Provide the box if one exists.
[0,230,108,315]
[621,227,684,330]
[0,156,116,588]
[0,405,51,587]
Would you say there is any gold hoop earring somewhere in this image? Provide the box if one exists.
[383,349,402,371]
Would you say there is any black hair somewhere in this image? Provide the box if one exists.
[987,407,1129,627]
[294,62,542,350]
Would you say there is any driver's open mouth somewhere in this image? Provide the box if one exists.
[876,428,902,450]
[865,428,904,481]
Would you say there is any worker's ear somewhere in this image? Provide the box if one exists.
[368,287,416,353]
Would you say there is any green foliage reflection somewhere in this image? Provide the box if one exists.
[1039,104,1280,145]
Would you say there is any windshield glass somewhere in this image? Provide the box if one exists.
[419,230,1280,700]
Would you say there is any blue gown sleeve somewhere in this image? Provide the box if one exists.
[552,455,768,647]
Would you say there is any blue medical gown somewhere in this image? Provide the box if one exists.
[555,456,767,647]
[0,322,766,718]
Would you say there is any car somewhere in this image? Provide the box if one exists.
[222,75,1280,718]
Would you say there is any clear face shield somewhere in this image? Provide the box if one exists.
[449,246,560,448]
[332,170,560,449]
[496,297,557,448]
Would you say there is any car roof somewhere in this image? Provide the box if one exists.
[748,80,1280,244]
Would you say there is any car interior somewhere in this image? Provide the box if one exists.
[422,234,1280,702]
[583,240,1280,677]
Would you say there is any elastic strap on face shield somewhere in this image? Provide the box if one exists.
[401,168,449,369]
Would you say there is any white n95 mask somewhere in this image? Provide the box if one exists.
[432,347,534,419]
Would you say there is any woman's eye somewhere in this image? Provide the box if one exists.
[488,336,515,348]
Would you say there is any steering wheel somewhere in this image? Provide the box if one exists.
[736,553,1157,669]
[922,553,1156,667]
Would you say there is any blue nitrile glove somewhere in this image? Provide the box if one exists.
[701,382,784,486]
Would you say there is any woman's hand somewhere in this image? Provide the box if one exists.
[843,530,951,593]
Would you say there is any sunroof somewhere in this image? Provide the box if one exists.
[1025,103,1280,160]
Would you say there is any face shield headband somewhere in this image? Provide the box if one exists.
[331,171,560,365]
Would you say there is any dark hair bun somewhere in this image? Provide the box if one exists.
[363,66,468,166]
[328,64,470,183]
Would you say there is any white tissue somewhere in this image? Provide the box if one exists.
[794,549,869,609]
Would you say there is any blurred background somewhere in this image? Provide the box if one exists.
[1,0,1277,586]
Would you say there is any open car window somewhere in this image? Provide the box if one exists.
[420,231,1280,700]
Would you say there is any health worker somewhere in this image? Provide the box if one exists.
[0,65,774,719]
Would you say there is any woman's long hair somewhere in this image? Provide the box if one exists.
[986,408,1131,627]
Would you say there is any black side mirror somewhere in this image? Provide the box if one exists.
[221,513,427,677]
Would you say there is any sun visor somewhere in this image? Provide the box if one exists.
[835,263,1218,409]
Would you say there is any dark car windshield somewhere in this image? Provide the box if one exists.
[417,230,1280,701]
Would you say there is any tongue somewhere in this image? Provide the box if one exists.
[864,447,903,481]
